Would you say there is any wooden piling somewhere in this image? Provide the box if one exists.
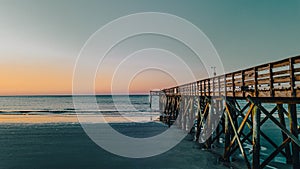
[224,104,231,162]
[289,104,299,168]
[252,104,261,169]
[277,104,292,164]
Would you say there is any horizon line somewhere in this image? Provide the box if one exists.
[0,93,150,97]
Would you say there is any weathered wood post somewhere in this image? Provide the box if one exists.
[159,93,163,121]
[252,103,261,169]
[195,97,203,141]
[182,96,187,130]
[289,57,299,169]
[206,99,213,149]
[215,99,221,143]
[149,94,152,109]
[224,101,231,162]
[289,104,299,168]
[175,96,180,123]
[189,96,195,133]
[277,104,292,164]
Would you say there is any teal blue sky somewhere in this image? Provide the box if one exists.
[1,0,300,94]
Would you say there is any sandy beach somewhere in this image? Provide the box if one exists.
[0,114,79,124]
[0,121,225,169]
[0,115,294,169]
[0,114,157,124]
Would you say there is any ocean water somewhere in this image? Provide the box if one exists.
[0,95,159,117]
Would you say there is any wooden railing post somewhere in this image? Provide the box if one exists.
[232,74,235,97]
[241,70,245,97]
[290,58,296,97]
[254,67,258,97]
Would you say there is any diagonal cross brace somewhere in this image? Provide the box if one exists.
[225,103,251,169]
[247,96,300,147]
[224,101,254,157]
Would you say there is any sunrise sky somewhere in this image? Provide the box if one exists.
[1,0,300,95]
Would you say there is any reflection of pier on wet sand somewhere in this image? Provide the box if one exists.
[151,55,300,169]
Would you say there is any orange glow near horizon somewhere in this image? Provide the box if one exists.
[1,62,177,95]
[0,60,72,95]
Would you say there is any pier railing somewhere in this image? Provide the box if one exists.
[150,55,300,169]
[161,55,300,99]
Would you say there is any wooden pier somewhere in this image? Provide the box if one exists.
[150,55,300,169]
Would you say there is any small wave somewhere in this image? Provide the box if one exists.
[63,108,75,111]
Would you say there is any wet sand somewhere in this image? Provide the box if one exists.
[0,122,225,169]
[0,114,292,169]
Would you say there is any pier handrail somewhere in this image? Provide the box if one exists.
[153,55,300,98]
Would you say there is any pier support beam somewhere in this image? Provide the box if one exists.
[252,104,261,169]
[277,104,292,164]
[206,100,213,149]
[223,105,231,162]
[215,100,221,143]
[289,104,300,169]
